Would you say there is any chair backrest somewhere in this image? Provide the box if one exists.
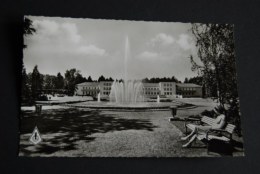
[201,116,215,126]
[225,124,236,134]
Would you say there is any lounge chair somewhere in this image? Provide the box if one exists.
[184,116,216,134]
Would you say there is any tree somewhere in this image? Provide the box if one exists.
[86,76,91,82]
[22,17,36,104]
[64,69,84,96]
[55,72,64,89]
[190,23,241,134]
[31,65,43,100]
[21,67,31,103]
[43,75,56,91]
[75,71,87,84]
[142,76,179,83]
[98,75,106,82]
[184,78,189,83]
[23,17,36,48]
[108,77,114,81]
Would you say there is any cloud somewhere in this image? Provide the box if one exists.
[29,19,105,56]
[148,33,195,52]
[176,34,194,51]
[77,45,105,56]
[138,51,158,59]
[150,33,175,46]
[60,23,81,44]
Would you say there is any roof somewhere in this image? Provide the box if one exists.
[76,82,99,86]
[176,83,202,88]
[99,81,114,83]
[143,83,160,87]
[159,82,176,84]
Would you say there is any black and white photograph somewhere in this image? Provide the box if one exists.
[19,16,244,157]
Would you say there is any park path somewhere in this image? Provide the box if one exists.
[19,99,218,157]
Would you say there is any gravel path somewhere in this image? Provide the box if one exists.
[19,98,243,157]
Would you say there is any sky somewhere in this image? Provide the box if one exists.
[23,16,201,82]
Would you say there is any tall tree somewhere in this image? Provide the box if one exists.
[55,72,64,89]
[43,75,56,91]
[98,75,106,82]
[23,17,36,48]
[190,23,241,134]
[21,67,31,103]
[108,77,114,81]
[75,71,87,84]
[64,69,83,96]
[184,77,189,83]
[87,76,93,82]
[31,65,43,100]
[22,17,36,104]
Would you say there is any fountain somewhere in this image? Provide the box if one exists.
[157,95,160,103]
[69,36,182,111]
[97,92,101,102]
[109,80,144,103]
[109,36,145,104]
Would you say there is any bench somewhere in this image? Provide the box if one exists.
[205,123,236,154]
[184,116,236,154]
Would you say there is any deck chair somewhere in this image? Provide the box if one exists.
[184,116,217,134]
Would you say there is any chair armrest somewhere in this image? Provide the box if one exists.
[185,117,200,122]
[206,129,233,141]
[208,128,227,132]
[184,115,201,122]
[184,117,200,127]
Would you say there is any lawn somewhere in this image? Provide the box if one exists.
[19,98,244,157]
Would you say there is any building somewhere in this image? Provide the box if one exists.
[75,81,202,98]
[176,83,202,98]
[99,81,113,97]
[75,81,113,97]
[158,82,176,97]
[143,83,160,98]
[75,82,100,96]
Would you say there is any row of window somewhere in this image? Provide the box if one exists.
[83,92,98,95]
[163,84,173,87]
[177,92,194,96]
[103,83,112,86]
[145,92,173,95]
[144,87,159,91]
[178,87,196,91]
[163,88,173,91]
[145,92,160,95]
[102,92,110,95]
[82,86,99,90]
[103,87,111,91]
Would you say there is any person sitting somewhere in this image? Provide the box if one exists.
[181,107,226,148]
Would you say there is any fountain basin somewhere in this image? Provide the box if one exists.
[65,101,180,111]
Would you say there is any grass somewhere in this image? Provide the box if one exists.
[19,98,244,157]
